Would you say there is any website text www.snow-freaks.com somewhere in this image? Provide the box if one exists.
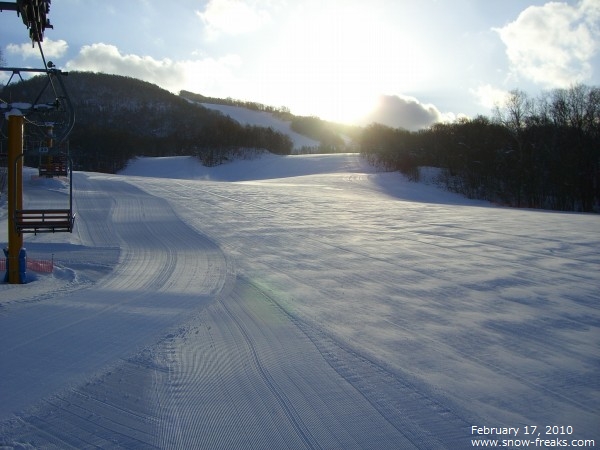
[470,425,596,448]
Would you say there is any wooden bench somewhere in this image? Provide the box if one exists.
[15,209,75,234]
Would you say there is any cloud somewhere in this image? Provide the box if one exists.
[65,43,242,95]
[494,0,600,88]
[196,0,271,38]
[359,95,447,131]
[6,38,68,60]
[472,84,511,110]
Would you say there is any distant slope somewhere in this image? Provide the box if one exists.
[121,153,371,181]
[179,90,359,153]
[199,103,320,151]
[119,153,487,206]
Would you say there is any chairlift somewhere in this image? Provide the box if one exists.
[2,0,76,286]
[13,150,75,235]
[38,141,69,178]
[15,208,74,234]
[1,62,76,235]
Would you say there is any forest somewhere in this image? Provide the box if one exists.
[360,85,600,212]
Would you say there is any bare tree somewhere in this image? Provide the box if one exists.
[493,89,535,206]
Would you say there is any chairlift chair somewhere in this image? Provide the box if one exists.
[38,141,69,177]
[14,152,75,234]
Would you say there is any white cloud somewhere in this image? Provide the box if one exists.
[65,43,242,96]
[359,95,448,131]
[472,84,510,110]
[6,38,68,60]
[494,0,600,88]
[196,0,271,38]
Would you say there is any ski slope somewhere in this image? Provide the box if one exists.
[1,154,599,448]
[199,103,321,151]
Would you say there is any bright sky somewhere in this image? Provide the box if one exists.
[1,0,599,129]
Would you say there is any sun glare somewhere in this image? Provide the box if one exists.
[257,3,413,124]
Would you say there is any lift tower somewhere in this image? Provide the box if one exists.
[2,1,75,283]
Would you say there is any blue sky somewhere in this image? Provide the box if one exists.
[1,0,599,129]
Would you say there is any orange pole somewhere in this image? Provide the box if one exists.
[7,113,24,284]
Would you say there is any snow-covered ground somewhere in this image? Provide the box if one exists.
[1,154,598,449]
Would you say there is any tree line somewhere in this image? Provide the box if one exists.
[360,85,600,212]
[180,90,291,116]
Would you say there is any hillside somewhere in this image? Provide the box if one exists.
[180,90,361,153]
[3,73,598,212]
[0,72,298,172]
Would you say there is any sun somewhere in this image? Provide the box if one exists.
[255,3,412,124]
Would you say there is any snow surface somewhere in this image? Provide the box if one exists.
[199,103,321,151]
[1,154,599,448]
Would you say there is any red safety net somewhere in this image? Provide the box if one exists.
[0,258,53,273]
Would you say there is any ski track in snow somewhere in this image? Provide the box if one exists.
[1,154,599,448]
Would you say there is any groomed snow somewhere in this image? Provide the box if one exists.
[1,154,598,448]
